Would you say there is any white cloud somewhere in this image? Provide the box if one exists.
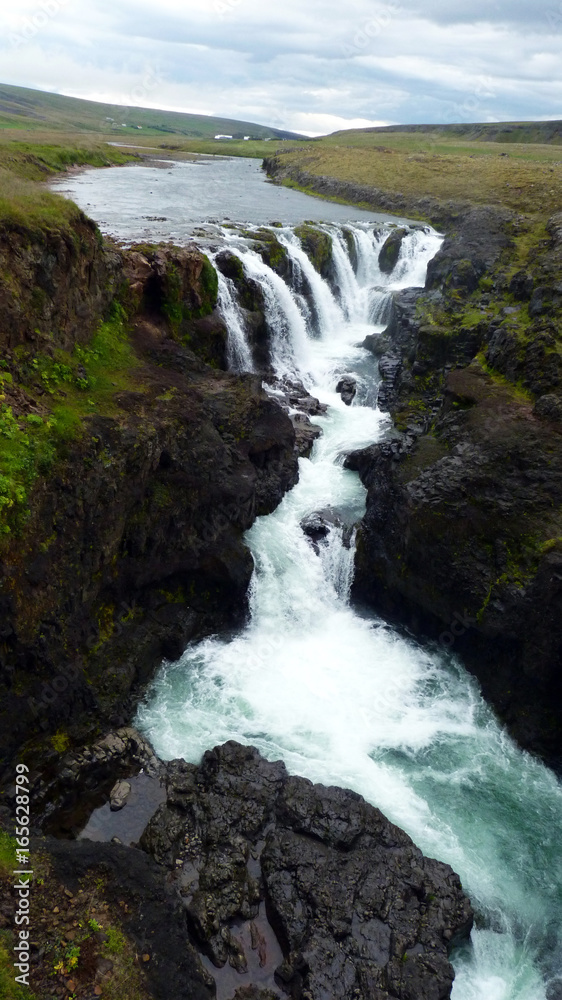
[0,0,560,131]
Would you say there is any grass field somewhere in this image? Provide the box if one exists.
[259,131,562,218]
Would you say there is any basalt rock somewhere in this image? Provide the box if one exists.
[263,376,327,458]
[336,375,357,405]
[0,213,120,351]
[294,223,333,278]
[140,740,473,1000]
[378,227,409,274]
[352,360,562,769]
[346,206,562,769]
[2,734,472,1000]
[0,224,299,776]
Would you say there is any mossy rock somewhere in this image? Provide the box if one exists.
[294,223,333,276]
[378,227,409,274]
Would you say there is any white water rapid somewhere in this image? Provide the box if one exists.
[136,222,562,1000]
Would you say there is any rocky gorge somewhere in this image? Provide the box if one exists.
[0,157,561,1000]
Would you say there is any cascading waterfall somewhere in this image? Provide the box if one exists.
[137,222,562,1000]
[214,265,255,372]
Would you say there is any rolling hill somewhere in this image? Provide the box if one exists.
[0,82,301,140]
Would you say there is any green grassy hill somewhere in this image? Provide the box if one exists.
[0,82,301,140]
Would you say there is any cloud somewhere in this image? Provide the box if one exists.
[0,0,560,132]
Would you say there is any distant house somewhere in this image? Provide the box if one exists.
[214,134,233,140]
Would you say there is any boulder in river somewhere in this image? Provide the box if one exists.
[336,375,357,405]
[141,740,473,1000]
[378,227,409,274]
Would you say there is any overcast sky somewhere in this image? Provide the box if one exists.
[1,0,561,135]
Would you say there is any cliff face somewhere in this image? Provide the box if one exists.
[0,219,298,772]
[348,208,562,768]
[0,213,120,351]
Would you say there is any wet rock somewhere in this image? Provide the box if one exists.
[110,779,132,811]
[263,377,327,458]
[289,412,322,458]
[336,376,357,405]
[294,224,333,278]
[30,727,162,830]
[141,741,473,1000]
[300,509,350,553]
[352,360,562,768]
[378,227,409,274]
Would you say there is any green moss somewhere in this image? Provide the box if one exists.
[0,304,141,539]
[294,223,333,273]
[162,255,218,335]
[50,730,70,754]
[103,926,127,955]
[0,936,36,1000]
[0,830,17,875]
[199,254,219,310]
[475,353,534,403]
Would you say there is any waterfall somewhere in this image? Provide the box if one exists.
[214,221,432,380]
[137,219,562,1000]
[214,266,255,372]
[278,232,345,337]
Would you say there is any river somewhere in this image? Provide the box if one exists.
[54,156,562,1000]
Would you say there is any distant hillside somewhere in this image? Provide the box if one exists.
[340,121,562,144]
[0,83,301,140]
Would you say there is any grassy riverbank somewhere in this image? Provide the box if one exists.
[261,131,562,219]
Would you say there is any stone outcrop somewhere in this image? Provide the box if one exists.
[0,212,120,351]
[1,734,472,1000]
[347,207,562,768]
[378,227,409,274]
[140,740,473,1000]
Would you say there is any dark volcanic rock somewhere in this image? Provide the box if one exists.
[336,375,357,405]
[300,509,352,552]
[264,377,327,458]
[141,741,473,1000]
[41,836,214,1000]
[378,227,409,274]
[352,361,562,767]
[0,213,120,351]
